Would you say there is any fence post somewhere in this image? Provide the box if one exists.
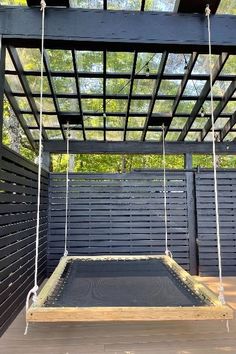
[185,154,198,275]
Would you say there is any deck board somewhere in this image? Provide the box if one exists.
[1,277,236,354]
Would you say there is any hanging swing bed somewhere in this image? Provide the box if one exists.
[27,255,233,323]
[26,121,233,324]
[25,2,233,327]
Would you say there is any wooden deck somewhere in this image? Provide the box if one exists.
[1,277,236,354]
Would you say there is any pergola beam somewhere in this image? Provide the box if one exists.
[5,70,235,81]
[19,110,232,119]
[11,92,236,102]
[43,140,236,154]
[0,7,236,53]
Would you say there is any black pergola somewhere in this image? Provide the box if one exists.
[0,0,235,158]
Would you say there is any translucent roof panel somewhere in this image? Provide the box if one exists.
[106,78,130,95]
[220,55,236,75]
[183,80,206,97]
[126,131,143,141]
[47,50,73,72]
[192,55,219,74]
[132,79,154,95]
[84,116,103,128]
[5,75,24,93]
[107,0,142,10]
[136,53,162,74]
[79,78,103,94]
[5,44,236,145]
[53,77,77,94]
[127,116,146,128]
[145,131,162,141]
[27,76,51,94]
[165,54,191,74]
[217,0,236,14]
[153,100,174,113]
[107,52,134,73]
[106,131,124,141]
[76,51,103,72]
[86,130,104,140]
[159,80,181,96]
[106,116,125,129]
[71,0,103,9]
[145,0,175,11]
[17,48,42,71]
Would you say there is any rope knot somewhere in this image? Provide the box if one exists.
[218,285,225,304]
[64,250,68,257]
[205,4,211,17]
[40,0,46,11]
[29,284,39,304]
[165,249,173,258]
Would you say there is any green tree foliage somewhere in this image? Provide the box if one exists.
[51,153,184,172]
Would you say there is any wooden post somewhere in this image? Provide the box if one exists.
[0,36,6,162]
[184,153,192,170]
[185,154,198,275]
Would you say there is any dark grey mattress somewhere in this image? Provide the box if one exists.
[45,259,210,307]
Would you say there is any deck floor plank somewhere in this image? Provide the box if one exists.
[0,277,235,354]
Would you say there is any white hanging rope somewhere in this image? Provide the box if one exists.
[162,124,172,258]
[64,122,70,257]
[205,4,225,305]
[24,0,46,336]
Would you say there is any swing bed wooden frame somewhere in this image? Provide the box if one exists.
[27,255,233,323]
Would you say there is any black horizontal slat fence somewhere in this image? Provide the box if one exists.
[0,146,48,336]
[1,164,236,336]
[196,171,236,276]
[48,171,191,274]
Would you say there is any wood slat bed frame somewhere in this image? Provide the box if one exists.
[27,255,233,322]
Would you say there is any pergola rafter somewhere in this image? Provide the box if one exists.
[71,49,86,140]
[178,53,229,141]
[142,52,168,141]
[43,50,66,140]
[166,52,198,138]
